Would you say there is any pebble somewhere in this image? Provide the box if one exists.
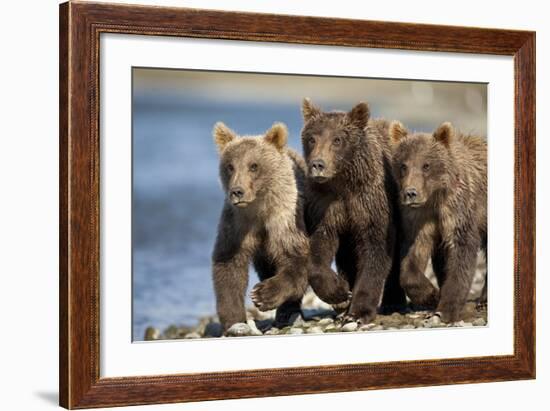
[204,322,223,338]
[306,326,324,334]
[371,325,384,331]
[473,318,487,326]
[424,315,442,328]
[413,319,425,327]
[291,316,306,328]
[402,324,415,329]
[226,323,252,337]
[195,318,212,335]
[318,318,334,325]
[289,328,304,335]
[324,327,340,333]
[360,323,376,331]
[144,327,160,341]
[184,332,201,339]
[264,327,279,335]
[163,325,181,339]
[341,322,358,332]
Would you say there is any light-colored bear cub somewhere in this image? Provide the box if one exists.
[212,122,309,331]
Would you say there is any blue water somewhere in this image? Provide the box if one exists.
[132,98,312,340]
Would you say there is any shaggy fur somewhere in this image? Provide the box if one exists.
[212,122,309,330]
[300,99,405,324]
[389,121,487,323]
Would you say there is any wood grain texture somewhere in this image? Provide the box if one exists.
[59,2,69,407]
[59,1,536,408]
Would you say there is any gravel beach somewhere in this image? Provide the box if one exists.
[144,285,488,341]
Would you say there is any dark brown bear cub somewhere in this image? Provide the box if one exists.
[301,99,405,325]
[212,122,309,331]
[389,121,487,323]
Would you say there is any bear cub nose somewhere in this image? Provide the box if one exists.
[310,159,326,172]
[405,188,417,200]
[230,187,245,200]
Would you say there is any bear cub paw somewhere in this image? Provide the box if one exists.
[310,273,351,305]
[437,306,463,324]
[250,277,293,312]
[338,306,377,326]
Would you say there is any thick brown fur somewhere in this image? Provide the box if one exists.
[212,122,309,331]
[300,99,406,324]
[389,121,487,323]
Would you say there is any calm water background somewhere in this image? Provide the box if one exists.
[132,69,487,341]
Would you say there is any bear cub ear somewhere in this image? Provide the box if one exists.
[389,121,408,144]
[433,122,454,148]
[302,98,321,122]
[213,122,236,153]
[264,122,288,152]
[346,102,370,130]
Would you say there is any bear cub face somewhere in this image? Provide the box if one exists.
[390,121,455,208]
[301,98,370,183]
[213,122,289,208]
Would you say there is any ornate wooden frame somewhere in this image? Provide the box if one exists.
[59,1,535,408]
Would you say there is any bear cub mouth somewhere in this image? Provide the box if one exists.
[310,175,330,184]
[402,201,426,208]
[231,199,251,208]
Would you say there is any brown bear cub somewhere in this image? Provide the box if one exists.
[212,122,309,331]
[389,121,487,323]
[301,99,405,325]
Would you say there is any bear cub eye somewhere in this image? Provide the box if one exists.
[226,164,234,173]
[308,137,315,145]
[333,137,342,146]
[422,163,430,172]
[400,163,408,173]
[249,163,258,172]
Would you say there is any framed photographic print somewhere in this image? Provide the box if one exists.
[59,1,535,408]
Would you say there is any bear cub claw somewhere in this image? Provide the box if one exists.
[336,310,376,326]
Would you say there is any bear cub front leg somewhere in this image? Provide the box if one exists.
[212,257,249,331]
[309,230,351,305]
[436,240,479,323]
[343,239,393,324]
[400,236,440,309]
